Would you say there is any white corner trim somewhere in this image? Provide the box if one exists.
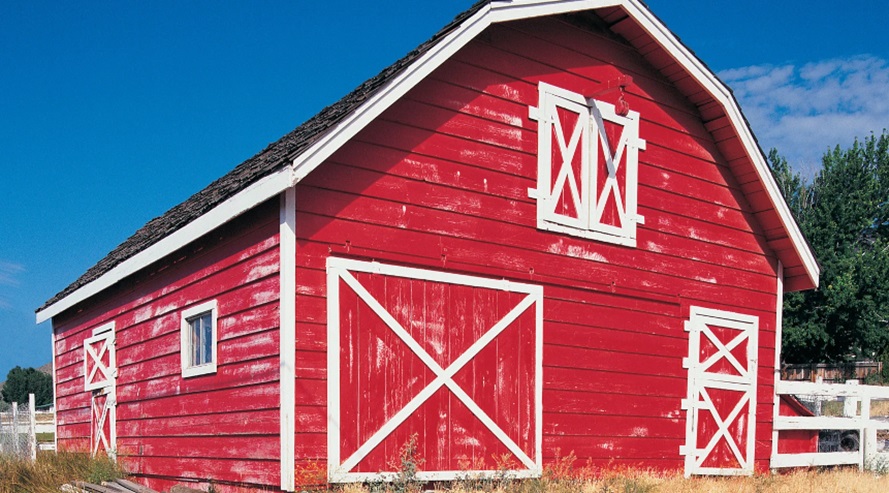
[180,299,218,378]
[771,261,784,463]
[51,328,58,452]
[279,187,297,491]
[36,167,294,324]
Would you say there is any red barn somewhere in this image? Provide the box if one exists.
[37,1,819,491]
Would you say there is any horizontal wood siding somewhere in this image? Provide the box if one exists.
[53,199,280,489]
[295,17,779,475]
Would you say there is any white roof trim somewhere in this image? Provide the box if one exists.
[288,0,817,286]
[619,1,819,285]
[39,0,819,323]
[36,166,295,324]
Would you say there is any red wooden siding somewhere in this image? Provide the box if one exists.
[776,395,819,454]
[294,16,780,476]
[53,199,281,490]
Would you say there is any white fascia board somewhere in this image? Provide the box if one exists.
[620,0,819,287]
[286,0,818,288]
[289,0,622,182]
[289,3,494,182]
[36,166,295,324]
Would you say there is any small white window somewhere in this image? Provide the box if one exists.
[529,82,646,247]
[180,300,218,378]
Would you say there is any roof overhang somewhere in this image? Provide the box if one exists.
[36,0,818,324]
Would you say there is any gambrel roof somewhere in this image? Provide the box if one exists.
[37,0,819,323]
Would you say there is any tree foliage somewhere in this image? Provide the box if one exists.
[768,132,889,365]
[1,366,53,407]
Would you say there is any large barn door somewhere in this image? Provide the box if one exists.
[681,307,758,476]
[83,323,116,458]
[327,257,543,482]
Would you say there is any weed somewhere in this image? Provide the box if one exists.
[294,460,329,492]
[365,434,425,493]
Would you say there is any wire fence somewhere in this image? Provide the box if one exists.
[0,394,37,460]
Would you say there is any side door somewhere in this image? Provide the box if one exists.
[681,307,758,476]
[83,323,116,458]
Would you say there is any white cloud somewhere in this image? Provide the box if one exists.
[719,56,889,178]
[0,261,24,310]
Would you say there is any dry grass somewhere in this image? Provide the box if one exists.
[0,450,124,493]
[326,469,889,493]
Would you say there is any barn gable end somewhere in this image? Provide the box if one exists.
[40,1,819,491]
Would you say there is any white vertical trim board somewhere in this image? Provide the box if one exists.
[279,187,297,491]
[771,262,784,465]
[326,257,543,482]
[681,307,759,477]
[51,328,58,452]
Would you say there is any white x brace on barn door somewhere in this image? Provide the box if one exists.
[327,257,543,482]
[681,307,758,476]
[83,322,116,458]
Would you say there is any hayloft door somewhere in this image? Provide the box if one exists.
[327,257,543,482]
[681,307,758,476]
[84,323,116,458]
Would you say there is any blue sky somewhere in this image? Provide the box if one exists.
[1,0,888,379]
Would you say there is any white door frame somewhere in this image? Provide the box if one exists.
[327,257,543,482]
[84,322,117,458]
[681,306,758,476]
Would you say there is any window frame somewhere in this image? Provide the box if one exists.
[180,300,218,378]
[529,81,646,247]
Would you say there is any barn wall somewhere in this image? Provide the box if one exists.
[294,16,780,474]
[53,199,281,489]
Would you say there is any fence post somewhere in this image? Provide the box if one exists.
[843,380,860,418]
[813,376,824,415]
[12,402,19,456]
[28,394,36,461]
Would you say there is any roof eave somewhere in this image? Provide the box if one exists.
[37,0,819,323]
[35,166,295,324]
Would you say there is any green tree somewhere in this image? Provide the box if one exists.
[1,366,53,406]
[770,132,889,366]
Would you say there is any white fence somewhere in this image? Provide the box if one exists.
[0,394,38,460]
[772,379,889,469]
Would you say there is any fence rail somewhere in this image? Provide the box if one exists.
[772,379,889,469]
